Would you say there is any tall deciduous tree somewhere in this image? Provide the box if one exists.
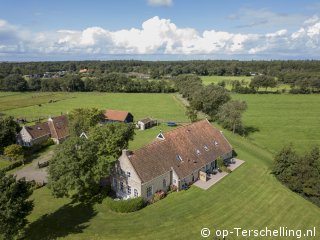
[48,123,135,201]
[68,108,104,136]
[200,84,231,119]
[0,171,33,240]
[217,100,247,134]
[0,116,21,154]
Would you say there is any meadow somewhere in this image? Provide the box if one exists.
[1,92,320,239]
[201,76,291,91]
[0,92,187,122]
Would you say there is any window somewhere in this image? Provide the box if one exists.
[113,178,117,189]
[163,179,166,189]
[147,186,153,198]
[134,189,138,197]
[120,182,124,192]
[126,171,131,177]
[127,186,131,195]
[173,179,176,184]
[176,154,183,162]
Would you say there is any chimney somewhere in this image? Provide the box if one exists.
[122,149,131,157]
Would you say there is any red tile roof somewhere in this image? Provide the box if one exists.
[128,119,233,183]
[104,110,131,122]
[48,115,70,140]
[25,122,51,139]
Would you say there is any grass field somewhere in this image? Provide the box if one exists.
[1,92,320,239]
[0,92,188,123]
[232,94,320,153]
[201,76,290,91]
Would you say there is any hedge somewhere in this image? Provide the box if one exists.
[107,197,146,213]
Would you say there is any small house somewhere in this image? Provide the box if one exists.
[137,118,157,130]
[17,115,70,146]
[104,110,134,123]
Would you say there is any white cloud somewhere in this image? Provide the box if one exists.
[147,0,172,7]
[1,15,320,59]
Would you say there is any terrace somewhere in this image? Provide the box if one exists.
[193,158,245,190]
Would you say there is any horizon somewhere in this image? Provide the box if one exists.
[1,0,320,61]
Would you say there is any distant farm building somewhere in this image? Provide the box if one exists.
[137,118,157,130]
[103,110,134,123]
[17,115,70,147]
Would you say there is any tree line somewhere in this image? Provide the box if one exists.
[0,73,175,93]
[175,75,247,134]
[273,145,320,207]
[1,60,320,78]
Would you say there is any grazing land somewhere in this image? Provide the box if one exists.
[1,92,320,239]
[233,94,320,153]
[0,92,187,123]
[202,75,252,86]
[201,76,291,91]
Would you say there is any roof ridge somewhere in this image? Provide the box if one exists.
[131,118,209,154]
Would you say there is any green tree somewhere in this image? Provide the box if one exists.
[0,74,28,91]
[68,108,104,136]
[273,145,299,184]
[4,144,24,163]
[0,170,33,240]
[249,75,277,91]
[185,106,198,122]
[201,84,231,119]
[0,116,21,154]
[217,100,247,134]
[48,123,135,201]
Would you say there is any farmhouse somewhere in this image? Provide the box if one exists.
[104,110,134,123]
[17,115,70,146]
[111,119,233,200]
[137,118,157,130]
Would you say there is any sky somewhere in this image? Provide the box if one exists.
[1,0,320,61]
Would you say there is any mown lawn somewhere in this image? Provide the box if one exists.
[0,92,187,123]
[25,130,320,240]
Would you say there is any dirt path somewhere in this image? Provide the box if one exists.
[14,149,54,183]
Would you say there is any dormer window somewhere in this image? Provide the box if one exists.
[196,149,201,155]
[214,140,218,146]
[176,154,183,162]
[157,132,165,140]
[204,145,209,151]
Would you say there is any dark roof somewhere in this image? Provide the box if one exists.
[104,110,131,122]
[139,118,153,124]
[48,115,69,140]
[25,122,51,139]
[128,119,233,183]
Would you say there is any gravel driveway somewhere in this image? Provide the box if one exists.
[14,149,54,184]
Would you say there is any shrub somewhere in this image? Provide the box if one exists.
[150,190,166,203]
[107,197,146,213]
[4,144,24,162]
[2,160,23,172]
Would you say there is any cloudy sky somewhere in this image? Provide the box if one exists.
[1,0,320,61]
